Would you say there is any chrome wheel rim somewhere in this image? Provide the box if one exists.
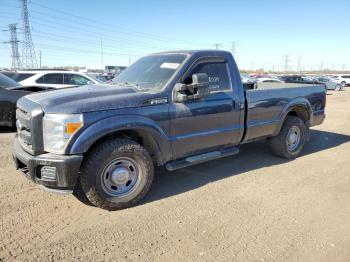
[101,157,140,197]
[286,126,301,152]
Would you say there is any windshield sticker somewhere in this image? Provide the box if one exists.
[160,62,180,70]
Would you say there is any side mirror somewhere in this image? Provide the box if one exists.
[174,73,210,103]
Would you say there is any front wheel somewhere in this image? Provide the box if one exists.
[269,116,308,159]
[79,138,154,210]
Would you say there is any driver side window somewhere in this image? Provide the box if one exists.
[185,62,231,92]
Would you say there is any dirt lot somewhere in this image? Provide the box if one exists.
[1,89,350,262]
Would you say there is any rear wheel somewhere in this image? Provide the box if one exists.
[79,138,154,210]
[269,116,308,159]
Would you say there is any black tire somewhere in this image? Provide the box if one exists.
[79,138,154,211]
[269,116,308,159]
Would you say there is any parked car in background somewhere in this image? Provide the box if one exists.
[0,73,54,127]
[279,75,321,85]
[0,70,17,79]
[95,74,115,83]
[241,73,258,89]
[331,74,350,87]
[257,77,283,83]
[10,70,102,89]
[315,76,342,91]
[301,76,320,84]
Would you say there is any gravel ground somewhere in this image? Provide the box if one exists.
[0,89,350,262]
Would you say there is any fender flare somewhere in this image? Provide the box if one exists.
[67,115,172,164]
[274,97,313,135]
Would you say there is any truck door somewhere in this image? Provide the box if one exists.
[169,57,242,160]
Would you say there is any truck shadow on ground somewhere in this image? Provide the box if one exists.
[140,129,350,205]
[73,129,350,207]
[0,127,16,133]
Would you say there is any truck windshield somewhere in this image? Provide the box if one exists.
[112,54,187,91]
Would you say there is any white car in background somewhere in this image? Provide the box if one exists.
[257,77,283,83]
[331,74,350,87]
[11,70,102,89]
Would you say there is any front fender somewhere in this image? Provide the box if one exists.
[67,115,172,162]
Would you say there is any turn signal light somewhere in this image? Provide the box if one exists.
[66,122,82,134]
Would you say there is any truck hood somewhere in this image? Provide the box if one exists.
[23,84,157,114]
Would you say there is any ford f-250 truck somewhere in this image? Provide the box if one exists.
[12,50,326,210]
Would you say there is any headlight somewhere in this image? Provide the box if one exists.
[43,113,83,154]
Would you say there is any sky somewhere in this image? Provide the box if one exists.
[0,0,349,71]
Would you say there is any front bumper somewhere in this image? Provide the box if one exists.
[12,137,83,193]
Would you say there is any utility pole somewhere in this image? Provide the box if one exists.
[128,57,131,66]
[100,39,104,71]
[284,55,289,73]
[2,23,22,69]
[20,0,38,68]
[250,62,255,71]
[272,64,275,73]
[343,64,346,72]
[320,61,324,72]
[297,55,302,74]
[230,41,236,56]
[39,50,41,68]
[213,43,222,50]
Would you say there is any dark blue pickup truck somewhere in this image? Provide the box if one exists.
[12,50,326,210]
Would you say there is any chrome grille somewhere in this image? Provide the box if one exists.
[16,108,33,150]
[16,99,44,155]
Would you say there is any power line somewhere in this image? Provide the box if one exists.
[31,43,142,57]
[27,15,179,50]
[0,6,209,52]
[29,29,170,53]
[29,1,208,47]
[0,1,208,47]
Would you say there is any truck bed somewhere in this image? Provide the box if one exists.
[243,84,326,142]
[257,82,326,89]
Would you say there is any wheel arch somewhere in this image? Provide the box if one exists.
[67,115,172,165]
[275,99,312,136]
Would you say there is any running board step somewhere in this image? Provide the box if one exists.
[165,147,239,171]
